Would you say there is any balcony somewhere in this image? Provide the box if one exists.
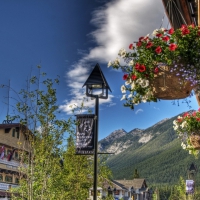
[0,182,18,191]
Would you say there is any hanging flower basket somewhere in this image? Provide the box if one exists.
[151,64,195,100]
[173,109,200,157]
[189,133,200,150]
[108,24,200,109]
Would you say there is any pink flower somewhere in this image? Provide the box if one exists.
[169,43,178,51]
[155,46,162,54]
[123,74,128,80]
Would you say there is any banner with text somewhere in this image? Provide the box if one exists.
[76,114,95,155]
[186,180,194,194]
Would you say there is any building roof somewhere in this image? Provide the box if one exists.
[105,178,147,191]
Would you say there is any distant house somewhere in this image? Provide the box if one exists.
[88,178,153,200]
[0,122,31,200]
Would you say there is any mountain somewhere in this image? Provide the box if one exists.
[99,114,200,186]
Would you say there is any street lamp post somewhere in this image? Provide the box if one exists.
[83,63,111,200]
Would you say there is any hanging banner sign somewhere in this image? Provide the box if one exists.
[186,180,194,194]
[76,114,95,155]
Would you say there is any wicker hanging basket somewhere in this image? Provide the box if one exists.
[190,133,200,150]
[150,65,195,100]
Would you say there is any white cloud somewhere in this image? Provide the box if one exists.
[61,0,166,114]
[135,109,143,115]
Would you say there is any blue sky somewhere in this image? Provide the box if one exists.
[0,0,199,140]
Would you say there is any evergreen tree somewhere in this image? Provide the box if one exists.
[133,168,140,178]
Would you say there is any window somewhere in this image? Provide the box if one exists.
[0,174,3,181]
[114,190,120,195]
[15,151,18,159]
[15,177,19,184]
[5,175,12,183]
[16,128,20,138]
[12,129,15,137]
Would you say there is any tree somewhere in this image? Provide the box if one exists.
[133,168,140,178]
[8,68,112,200]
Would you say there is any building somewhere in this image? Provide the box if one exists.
[0,122,30,199]
[89,178,153,200]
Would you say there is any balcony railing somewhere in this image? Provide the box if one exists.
[0,182,19,191]
[0,159,20,168]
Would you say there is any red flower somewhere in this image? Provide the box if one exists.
[123,74,128,80]
[183,112,189,117]
[146,41,153,48]
[139,37,144,41]
[156,33,163,37]
[190,23,195,28]
[198,108,200,112]
[144,37,149,41]
[182,28,190,35]
[129,44,134,49]
[154,67,159,74]
[135,63,140,70]
[131,74,137,80]
[136,42,142,47]
[197,118,200,122]
[192,111,196,116]
[181,24,187,30]
[162,36,170,42]
[169,43,178,51]
[168,28,174,34]
[155,46,162,54]
[198,31,200,36]
[139,64,146,72]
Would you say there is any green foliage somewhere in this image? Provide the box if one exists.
[9,69,112,200]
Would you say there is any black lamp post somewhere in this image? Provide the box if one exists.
[83,63,111,200]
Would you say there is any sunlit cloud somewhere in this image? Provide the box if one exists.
[61,0,166,114]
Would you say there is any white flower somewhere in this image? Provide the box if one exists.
[180,121,188,128]
[177,116,182,120]
[107,61,112,67]
[125,79,131,85]
[173,120,179,126]
[152,29,159,36]
[136,78,143,84]
[189,150,192,154]
[128,93,133,98]
[114,57,120,66]
[118,48,126,58]
[142,96,147,103]
[140,79,149,88]
[131,81,135,90]
[182,144,186,149]
[173,125,178,130]
[121,85,126,93]
[121,94,126,101]
[129,60,134,66]
[160,28,165,32]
